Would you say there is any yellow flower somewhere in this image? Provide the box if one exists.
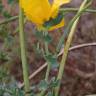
[20,0,70,30]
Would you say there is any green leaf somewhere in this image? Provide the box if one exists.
[47,91,55,96]
[3,11,12,18]
[0,88,5,96]
[35,30,52,44]
[30,93,35,96]
[4,35,15,49]
[44,34,52,43]
[17,89,24,96]
[0,25,9,38]
[47,92,53,96]
[8,0,14,4]
[38,80,48,91]
[0,4,3,12]
[49,78,59,88]
[45,54,59,69]
[0,51,9,61]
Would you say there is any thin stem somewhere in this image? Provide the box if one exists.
[19,8,30,96]
[60,8,96,13]
[45,42,49,55]
[57,6,92,53]
[44,31,50,82]
[45,43,50,82]
[45,62,51,82]
[40,32,51,96]
[55,0,89,96]
[0,16,18,25]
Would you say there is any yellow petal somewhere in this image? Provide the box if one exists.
[53,0,71,6]
[20,0,51,25]
[49,18,64,31]
[50,0,70,18]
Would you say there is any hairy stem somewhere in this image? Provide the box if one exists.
[19,9,30,96]
[55,0,90,96]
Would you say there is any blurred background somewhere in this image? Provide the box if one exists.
[0,0,96,96]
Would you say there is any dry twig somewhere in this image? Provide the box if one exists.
[19,42,96,88]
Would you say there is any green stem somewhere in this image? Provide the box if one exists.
[0,16,18,25]
[55,0,89,96]
[40,63,51,96]
[56,3,90,53]
[45,62,51,82]
[19,9,30,96]
[40,32,51,96]
[43,31,50,82]
[60,8,96,13]
[45,42,50,82]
